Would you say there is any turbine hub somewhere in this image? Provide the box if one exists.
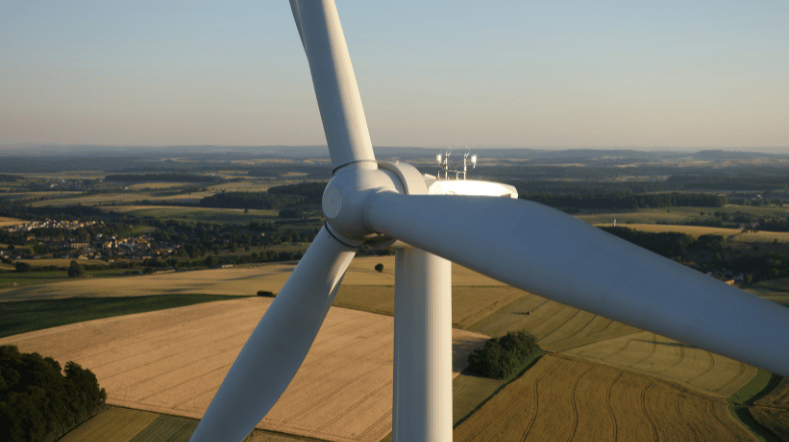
[322,161,429,247]
[322,163,399,246]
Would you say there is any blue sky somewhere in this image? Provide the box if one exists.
[1,1,788,151]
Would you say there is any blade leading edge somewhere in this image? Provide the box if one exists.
[189,226,356,442]
[366,192,789,377]
[291,0,376,170]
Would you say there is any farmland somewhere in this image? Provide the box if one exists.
[0,296,488,442]
[0,294,247,338]
[2,251,787,441]
[59,407,314,442]
[577,204,789,226]
[58,407,159,442]
[465,290,759,398]
[2,153,789,441]
[453,353,757,442]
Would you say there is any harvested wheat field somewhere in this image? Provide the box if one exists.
[564,330,756,398]
[468,292,639,352]
[467,292,756,398]
[454,354,756,442]
[0,297,489,442]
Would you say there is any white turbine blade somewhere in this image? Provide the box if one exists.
[366,193,789,376]
[189,226,356,442]
[290,0,376,170]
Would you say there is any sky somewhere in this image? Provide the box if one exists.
[1,0,788,151]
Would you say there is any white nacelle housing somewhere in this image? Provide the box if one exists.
[423,176,518,198]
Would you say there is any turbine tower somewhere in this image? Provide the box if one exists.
[190,1,789,441]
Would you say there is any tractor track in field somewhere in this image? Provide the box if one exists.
[515,362,560,442]
[516,370,544,442]
[657,342,685,374]
[313,379,393,434]
[631,334,658,368]
[598,338,632,363]
[545,313,598,350]
[566,366,594,442]
[538,309,583,343]
[675,392,701,442]
[479,359,556,442]
[606,373,623,442]
[283,362,385,424]
[640,383,659,442]
[714,362,746,395]
[686,351,715,386]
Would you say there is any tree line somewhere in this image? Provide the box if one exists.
[104,173,225,183]
[0,345,106,442]
[601,226,789,283]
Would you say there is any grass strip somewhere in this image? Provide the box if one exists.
[727,368,785,442]
[0,294,248,338]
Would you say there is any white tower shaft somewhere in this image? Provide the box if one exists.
[393,248,453,441]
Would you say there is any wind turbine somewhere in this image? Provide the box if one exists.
[190,1,789,441]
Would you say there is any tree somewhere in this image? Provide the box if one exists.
[375,263,384,273]
[14,262,32,273]
[67,260,85,278]
[466,331,539,379]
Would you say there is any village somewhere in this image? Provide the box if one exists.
[1,219,179,263]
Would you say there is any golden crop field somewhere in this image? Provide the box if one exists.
[0,297,488,442]
[466,291,756,398]
[0,216,26,227]
[467,292,638,352]
[564,330,756,398]
[125,182,196,190]
[454,354,756,442]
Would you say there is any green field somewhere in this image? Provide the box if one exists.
[59,407,312,442]
[0,294,248,338]
[576,204,789,226]
[0,268,132,290]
